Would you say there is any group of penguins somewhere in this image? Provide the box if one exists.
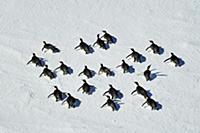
[27,30,184,111]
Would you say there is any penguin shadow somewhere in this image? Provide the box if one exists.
[52,47,61,53]
[139,55,147,63]
[109,71,115,77]
[114,101,124,111]
[155,102,162,111]
[90,70,96,78]
[178,58,185,67]
[38,58,47,67]
[52,72,57,79]
[62,97,81,108]
[67,67,74,75]
[73,99,81,108]
[44,71,57,80]
[61,93,68,101]
[117,90,124,99]
[88,45,95,54]
[150,72,167,81]
[158,47,164,55]
[104,43,110,50]
[111,35,117,44]
[88,46,95,54]
[49,70,57,78]
[146,90,153,98]
[88,85,97,95]
[128,65,135,74]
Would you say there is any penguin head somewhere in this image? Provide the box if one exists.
[134,81,139,86]
[109,84,113,88]
[82,79,86,83]
[102,30,107,33]
[122,60,125,63]
[45,65,48,68]
[131,48,135,52]
[54,86,58,89]
[33,53,36,56]
[67,93,71,97]
[149,40,154,44]
[80,38,83,42]
[97,34,100,38]
[84,65,88,69]
[171,52,174,56]
[100,63,104,67]
[43,41,46,44]
[59,61,63,64]
[147,65,151,70]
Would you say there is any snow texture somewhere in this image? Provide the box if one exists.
[0,0,200,133]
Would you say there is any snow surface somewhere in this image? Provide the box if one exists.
[0,0,200,133]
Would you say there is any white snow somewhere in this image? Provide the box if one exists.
[0,0,200,133]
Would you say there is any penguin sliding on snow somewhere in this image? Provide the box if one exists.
[27,53,44,67]
[62,93,79,109]
[103,84,122,99]
[48,86,64,102]
[101,95,118,111]
[98,64,113,77]
[126,48,143,63]
[74,38,91,54]
[93,34,108,50]
[42,41,60,53]
[143,65,151,81]
[164,52,182,67]
[39,65,56,79]
[101,30,115,44]
[116,60,131,73]
[131,82,148,99]
[77,79,93,95]
[54,61,72,75]
[146,40,161,54]
[142,97,158,110]
[78,65,94,78]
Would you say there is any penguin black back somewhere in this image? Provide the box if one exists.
[144,65,151,81]
[132,82,148,98]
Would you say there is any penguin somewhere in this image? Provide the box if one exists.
[101,30,114,44]
[116,60,130,73]
[74,38,91,54]
[26,53,44,67]
[143,65,151,81]
[101,95,118,111]
[39,65,56,79]
[142,97,158,110]
[98,64,113,76]
[55,61,71,75]
[126,48,142,63]
[63,93,78,109]
[78,65,94,78]
[131,82,148,98]
[103,84,121,99]
[146,40,160,54]
[164,52,181,67]
[47,86,63,102]
[93,34,107,50]
[42,41,60,53]
[77,79,92,94]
